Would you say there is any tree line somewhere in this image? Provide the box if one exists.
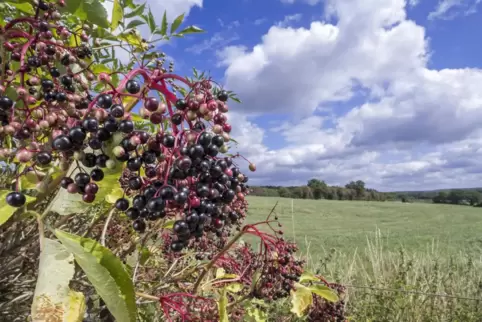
[250,179,388,201]
[250,179,482,207]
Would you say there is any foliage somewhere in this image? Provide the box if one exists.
[0,1,340,321]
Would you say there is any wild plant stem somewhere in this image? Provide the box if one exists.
[100,208,115,247]
[192,229,245,294]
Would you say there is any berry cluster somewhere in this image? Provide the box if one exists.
[0,0,254,253]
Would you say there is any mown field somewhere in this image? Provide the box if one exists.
[245,196,482,321]
[244,196,482,257]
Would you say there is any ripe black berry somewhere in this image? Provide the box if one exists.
[61,75,72,86]
[217,90,229,102]
[36,151,52,165]
[126,80,140,94]
[175,99,187,111]
[211,135,224,147]
[128,176,142,190]
[127,157,142,171]
[60,177,74,189]
[110,104,124,118]
[82,117,98,132]
[115,198,129,211]
[119,120,134,133]
[146,197,165,212]
[133,219,146,233]
[52,135,73,151]
[6,192,26,207]
[162,134,175,148]
[96,94,113,109]
[170,241,184,252]
[90,169,104,181]
[132,195,147,209]
[82,153,96,168]
[126,208,140,220]
[0,96,13,110]
[75,173,91,186]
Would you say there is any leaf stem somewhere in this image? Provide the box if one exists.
[135,292,159,301]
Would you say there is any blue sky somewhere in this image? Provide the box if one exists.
[106,0,482,191]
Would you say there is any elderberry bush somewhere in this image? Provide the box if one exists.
[0,0,255,254]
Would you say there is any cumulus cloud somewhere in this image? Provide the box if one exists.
[219,0,482,190]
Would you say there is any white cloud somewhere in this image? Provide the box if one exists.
[276,14,303,27]
[428,0,481,20]
[219,0,482,190]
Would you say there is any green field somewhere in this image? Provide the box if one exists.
[245,196,482,257]
[245,197,482,321]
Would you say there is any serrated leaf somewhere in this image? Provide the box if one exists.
[159,11,168,36]
[170,14,185,34]
[178,25,204,35]
[299,271,319,283]
[0,190,36,226]
[31,238,85,322]
[111,0,123,31]
[83,0,109,28]
[55,230,137,322]
[218,288,229,322]
[309,285,339,303]
[126,19,145,30]
[146,8,155,32]
[125,2,146,18]
[290,283,313,318]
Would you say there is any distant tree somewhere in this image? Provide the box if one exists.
[432,191,448,204]
[345,180,366,199]
[307,179,328,199]
[278,187,291,198]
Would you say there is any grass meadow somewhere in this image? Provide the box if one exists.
[244,197,482,321]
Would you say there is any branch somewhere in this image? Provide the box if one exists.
[100,208,115,247]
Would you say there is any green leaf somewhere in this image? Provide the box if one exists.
[62,0,82,14]
[170,13,185,34]
[105,187,124,204]
[111,0,123,31]
[84,0,109,28]
[146,8,156,33]
[162,220,175,229]
[309,285,339,303]
[290,283,313,318]
[177,25,204,35]
[158,11,168,36]
[55,230,137,322]
[6,1,34,14]
[125,2,146,18]
[218,288,229,322]
[0,190,36,226]
[31,238,85,321]
[118,30,148,51]
[138,246,151,265]
[126,19,145,30]
[299,271,320,283]
[91,63,110,75]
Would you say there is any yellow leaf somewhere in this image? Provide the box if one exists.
[218,288,229,322]
[299,271,320,283]
[226,283,243,293]
[162,220,175,229]
[290,283,313,318]
[309,285,339,303]
[105,187,124,204]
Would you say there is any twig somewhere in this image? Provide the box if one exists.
[192,230,245,294]
[100,208,115,247]
[136,292,159,301]
[36,214,44,251]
